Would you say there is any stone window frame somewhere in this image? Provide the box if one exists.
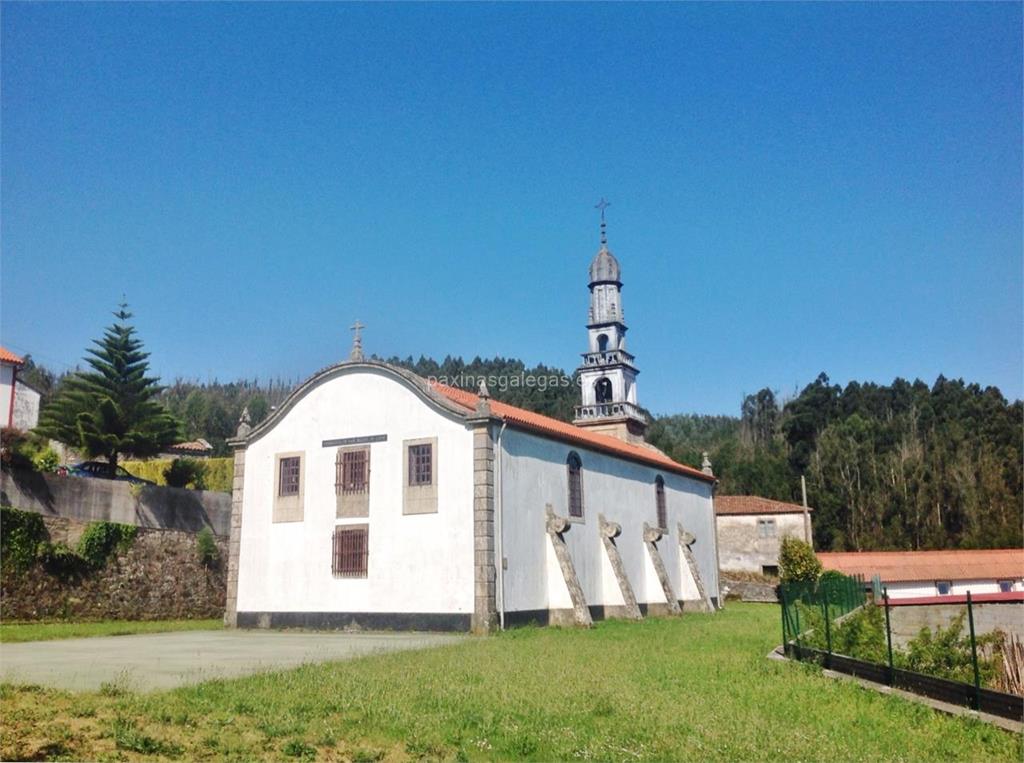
[336,445,371,518]
[332,523,369,578]
[566,451,584,523]
[654,475,667,530]
[756,517,776,538]
[402,437,438,515]
[273,451,305,523]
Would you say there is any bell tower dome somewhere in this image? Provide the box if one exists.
[573,200,648,444]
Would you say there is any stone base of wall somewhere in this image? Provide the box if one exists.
[1,516,227,622]
[721,573,779,602]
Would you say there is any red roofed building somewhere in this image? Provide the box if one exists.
[715,495,814,576]
[0,346,41,430]
[817,549,1024,599]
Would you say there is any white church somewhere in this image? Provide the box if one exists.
[226,217,721,632]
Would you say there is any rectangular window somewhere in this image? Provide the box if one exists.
[998,580,1013,593]
[936,580,952,595]
[338,449,369,494]
[332,526,368,578]
[408,443,433,486]
[762,565,779,578]
[279,457,301,497]
[757,518,776,538]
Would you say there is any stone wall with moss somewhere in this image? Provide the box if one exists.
[1,510,227,622]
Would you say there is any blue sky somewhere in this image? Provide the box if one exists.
[2,2,1020,415]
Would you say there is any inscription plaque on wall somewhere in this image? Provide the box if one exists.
[321,434,388,448]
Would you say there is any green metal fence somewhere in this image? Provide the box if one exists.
[779,573,867,654]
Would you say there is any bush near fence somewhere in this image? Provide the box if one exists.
[121,457,233,493]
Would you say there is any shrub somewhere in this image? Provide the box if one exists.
[0,506,48,571]
[121,457,232,492]
[33,447,60,473]
[164,458,208,489]
[900,612,1001,686]
[1,428,50,471]
[196,527,219,566]
[779,536,822,584]
[76,521,138,569]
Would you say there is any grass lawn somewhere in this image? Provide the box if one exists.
[1,603,1019,761]
[0,619,222,643]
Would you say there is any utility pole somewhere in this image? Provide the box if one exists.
[801,475,812,547]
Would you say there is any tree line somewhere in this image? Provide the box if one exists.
[22,309,1022,551]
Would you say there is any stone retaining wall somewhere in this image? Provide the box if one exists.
[1,515,227,622]
[1,468,231,535]
[887,601,1023,648]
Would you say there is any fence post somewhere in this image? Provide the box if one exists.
[883,587,894,686]
[966,590,981,711]
[794,597,802,652]
[821,595,832,668]
[780,585,788,654]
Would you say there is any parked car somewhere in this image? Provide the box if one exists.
[67,461,156,485]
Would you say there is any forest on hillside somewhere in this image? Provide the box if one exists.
[22,354,1021,552]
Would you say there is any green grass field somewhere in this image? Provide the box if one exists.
[0,619,222,643]
[1,604,1018,761]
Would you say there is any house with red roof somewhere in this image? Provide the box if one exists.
[817,549,1024,600]
[226,222,721,633]
[715,495,813,576]
[0,346,41,431]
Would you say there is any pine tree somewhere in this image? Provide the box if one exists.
[37,304,181,470]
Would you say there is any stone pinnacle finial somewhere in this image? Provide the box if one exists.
[595,197,610,248]
[236,405,252,439]
[478,378,490,399]
[701,451,714,476]
[475,378,491,416]
[349,320,365,361]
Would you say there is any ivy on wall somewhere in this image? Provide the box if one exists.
[0,507,138,575]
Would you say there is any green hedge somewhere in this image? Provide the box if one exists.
[121,457,233,493]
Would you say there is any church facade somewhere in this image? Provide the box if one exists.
[226,225,720,632]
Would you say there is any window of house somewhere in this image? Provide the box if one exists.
[936,581,952,595]
[998,580,1014,593]
[273,452,305,522]
[279,457,301,496]
[655,475,667,529]
[337,449,369,494]
[403,438,438,514]
[332,525,368,578]
[757,518,776,538]
[567,451,584,519]
[408,443,433,486]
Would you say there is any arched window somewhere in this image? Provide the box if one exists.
[597,333,609,352]
[595,377,613,403]
[655,475,667,529]
[567,451,584,519]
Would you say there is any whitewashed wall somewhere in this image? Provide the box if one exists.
[884,579,1023,599]
[12,380,40,430]
[0,365,14,428]
[237,369,475,615]
[498,428,718,615]
[716,513,808,573]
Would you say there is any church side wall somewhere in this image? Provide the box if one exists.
[498,429,718,620]
[236,371,475,628]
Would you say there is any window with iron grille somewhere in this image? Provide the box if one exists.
[279,456,301,497]
[336,448,369,494]
[332,526,368,577]
[567,452,583,518]
[408,443,433,486]
[655,476,667,529]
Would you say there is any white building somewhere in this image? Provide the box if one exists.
[227,224,721,632]
[817,549,1024,600]
[715,495,813,576]
[1,347,41,431]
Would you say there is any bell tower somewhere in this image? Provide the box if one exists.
[573,200,648,443]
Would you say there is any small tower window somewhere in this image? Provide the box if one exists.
[597,333,609,352]
[566,451,584,519]
[655,476,667,529]
[595,377,613,404]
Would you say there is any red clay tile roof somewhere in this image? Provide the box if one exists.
[430,383,715,483]
[715,495,812,516]
[0,347,24,365]
[167,439,213,454]
[817,549,1024,583]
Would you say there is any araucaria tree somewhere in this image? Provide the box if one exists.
[38,305,181,469]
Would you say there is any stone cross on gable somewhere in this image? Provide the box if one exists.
[594,197,611,245]
[350,320,365,361]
